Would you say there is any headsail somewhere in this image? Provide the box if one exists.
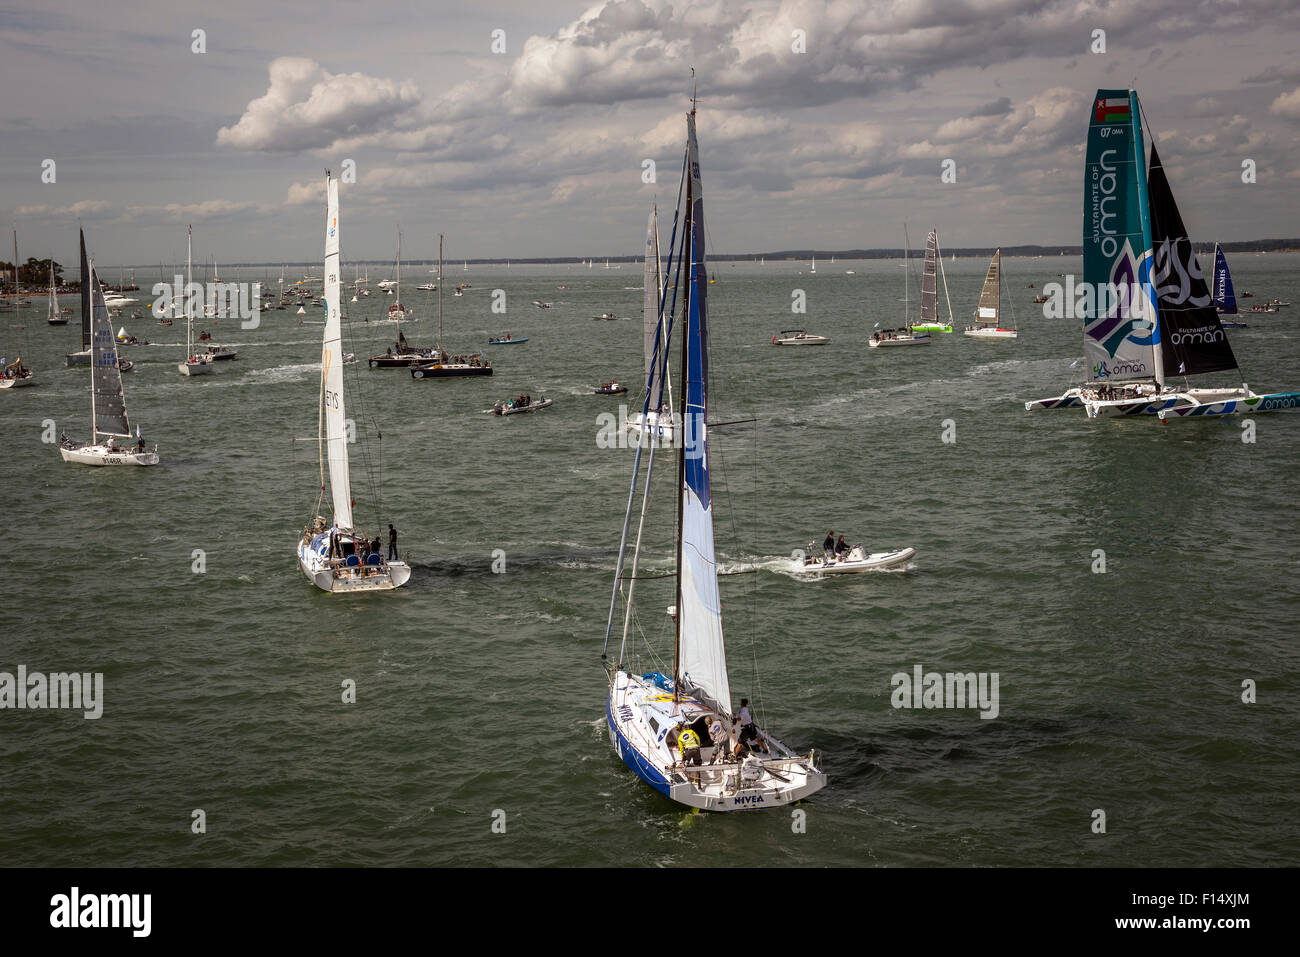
[1082,90,1160,383]
[79,231,91,350]
[88,256,130,437]
[1146,145,1237,379]
[1212,243,1237,315]
[322,172,353,530]
[675,110,731,718]
[978,249,1001,322]
[920,229,938,323]
[643,204,661,388]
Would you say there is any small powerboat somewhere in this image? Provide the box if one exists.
[594,380,627,396]
[772,329,829,345]
[492,395,552,415]
[488,334,528,345]
[799,544,915,575]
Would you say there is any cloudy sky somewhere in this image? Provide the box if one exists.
[2,0,1298,269]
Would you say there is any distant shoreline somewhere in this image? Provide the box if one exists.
[6,240,1298,276]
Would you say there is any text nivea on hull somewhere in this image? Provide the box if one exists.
[296,171,411,593]
[1025,89,1297,419]
[602,86,825,812]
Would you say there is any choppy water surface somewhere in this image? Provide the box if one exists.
[2,255,1297,866]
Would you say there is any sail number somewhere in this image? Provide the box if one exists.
[325,389,341,411]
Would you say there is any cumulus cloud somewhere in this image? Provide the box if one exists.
[16,200,113,218]
[1268,86,1300,120]
[217,57,420,152]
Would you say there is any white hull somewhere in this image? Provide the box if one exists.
[773,336,829,345]
[800,545,915,575]
[963,326,1017,339]
[869,334,929,347]
[625,410,675,441]
[179,358,216,375]
[59,441,159,466]
[1,375,35,389]
[1082,385,1252,419]
[297,536,411,593]
[607,671,825,812]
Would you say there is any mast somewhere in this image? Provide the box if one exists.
[11,227,17,295]
[48,261,56,321]
[185,225,193,359]
[437,234,444,357]
[902,224,911,324]
[935,230,955,325]
[396,228,402,309]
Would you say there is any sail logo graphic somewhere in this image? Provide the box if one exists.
[1153,237,1211,308]
[1092,359,1149,379]
[1091,148,1122,259]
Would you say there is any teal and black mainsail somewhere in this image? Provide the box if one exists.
[1083,90,1160,383]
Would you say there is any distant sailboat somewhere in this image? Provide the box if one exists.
[46,262,68,325]
[297,171,411,592]
[410,236,492,379]
[387,229,412,320]
[58,230,158,464]
[178,226,215,376]
[625,203,674,441]
[963,249,1017,339]
[1212,243,1247,328]
[871,226,930,348]
[908,228,954,333]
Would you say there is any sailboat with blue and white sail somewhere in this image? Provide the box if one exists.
[297,171,411,592]
[1212,244,1246,328]
[603,91,825,811]
[1025,89,1299,418]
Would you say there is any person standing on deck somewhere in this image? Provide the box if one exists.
[387,524,398,561]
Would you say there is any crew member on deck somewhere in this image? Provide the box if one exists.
[387,524,398,560]
[823,531,835,558]
[835,535,849,557]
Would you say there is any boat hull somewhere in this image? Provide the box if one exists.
[964,327,1017,339]
[909,324,952,333]
[1158,391,1300,421]
[179,360,215,376]
[625,411,675,441]
[607,672,825,812]
[411,363,492,378]
[0,375,35,389]
[799,546,915,575]
[59,442,159,466]
[297,540,411,593]
[869,335,930,347]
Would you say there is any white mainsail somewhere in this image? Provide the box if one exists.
[676,110,731,717]
[322,175,353,530]
[978,249,1001,321]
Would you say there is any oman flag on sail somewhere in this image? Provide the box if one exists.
[1095,96,1130,123]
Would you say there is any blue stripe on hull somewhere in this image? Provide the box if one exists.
[606,696,670,797]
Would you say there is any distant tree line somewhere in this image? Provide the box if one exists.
[1,257,68,287]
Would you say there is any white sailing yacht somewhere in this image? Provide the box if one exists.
[604,93,825,811]
[46,262,68,325]
[387,229,412,320]
[964,249,1017,338]
[59,231,158,464]
[297,171,411,593]
[178,226,215,376]
[870,227,930,348]
[625,203,675,442]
